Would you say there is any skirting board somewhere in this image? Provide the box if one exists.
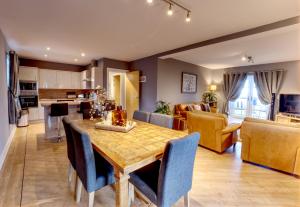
[0,125,16,171]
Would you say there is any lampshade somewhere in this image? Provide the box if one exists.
[209,84,217,91]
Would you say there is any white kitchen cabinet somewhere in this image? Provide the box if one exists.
[39,69,57,88]
[81,70,87,89]
[57,71,72,89]
[19,66,38,81]
[71,72,81,89]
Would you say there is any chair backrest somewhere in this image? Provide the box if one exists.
[70,123,96,192]
[50,103,69,117]
[150,113,174,129]
[133,110,151,122]
[62,117,76,169]
[157,132,200,207]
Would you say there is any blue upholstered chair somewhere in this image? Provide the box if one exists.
[62,117,76,185]
[129,132,200,207]
[70,123,115,207]
[150,113,174,129]
[133,110,151,122]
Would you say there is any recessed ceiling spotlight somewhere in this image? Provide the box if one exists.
[241,56,247,61]
[147,0,153,4]
[44,54,48,58]
[186,12,191,22]
[167,4,173,16]
[81,52,86,57]
[46,47,51,51]
[74,58,78,62]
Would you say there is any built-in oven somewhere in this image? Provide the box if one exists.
[19,80,38,109]
[19,95,38,108]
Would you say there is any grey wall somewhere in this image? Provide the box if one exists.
[0,29,12,164]
[211,60,300,108]
[130,57,158,112]
[157,58,212,109]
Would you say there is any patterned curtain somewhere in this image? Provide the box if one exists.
[222,72,247,114]
[253,70,285,120]
[8,51,20,124]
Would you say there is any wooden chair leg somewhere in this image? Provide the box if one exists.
[88,191,95,207]
[128,183,135,206]
[184,192,190,207]
[68,163,73,184]
[76,177,82,203]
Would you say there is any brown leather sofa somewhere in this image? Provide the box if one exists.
[174,103,212,119]
[241,117,300,176]
[187,111,241,153]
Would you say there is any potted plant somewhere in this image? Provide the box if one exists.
[154,100,171,115]
[202,92,217,107]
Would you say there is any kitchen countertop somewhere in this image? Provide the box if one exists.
[40,98,91,107]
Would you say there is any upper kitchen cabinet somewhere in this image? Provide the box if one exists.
[57,71,72,88]
[71,72,81,89]
[39,69,57,88]
[19,66,38,81]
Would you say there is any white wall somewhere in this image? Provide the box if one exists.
[0,30,16,170]
[157,58,212,109]
[211,60,300,109]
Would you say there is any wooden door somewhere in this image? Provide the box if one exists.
[125,71,140,119]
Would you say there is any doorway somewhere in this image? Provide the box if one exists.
[229,74,270,120]
[113,75,121,106]
[107,69,140,119]
[107,68,127,108]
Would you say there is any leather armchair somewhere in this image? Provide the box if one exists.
[241,117,300,176]
[187,111,241,153]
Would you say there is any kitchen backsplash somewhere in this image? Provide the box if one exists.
[39,89,93,99]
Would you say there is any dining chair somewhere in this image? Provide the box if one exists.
[129,132,200,207]
[70,123,115,207]
[62,117,76,185]
[149,113,174,129]
[133,110,151,122]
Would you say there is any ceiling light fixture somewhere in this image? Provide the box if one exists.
[46,47,51,51]
[44,54,48,58]
[167,3,173,16]
[81,52,86,57]
[147,0,153,4]
[186,11,191,22]
[152,0,191,22]
[241,55,254,63]
[74,58,78,62]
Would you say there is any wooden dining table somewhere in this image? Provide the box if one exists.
[75,119,187,207]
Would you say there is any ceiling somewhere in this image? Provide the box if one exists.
[161,24,300,69]
[0,0,299,65]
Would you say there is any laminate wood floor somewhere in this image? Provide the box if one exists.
[0,123,299,207]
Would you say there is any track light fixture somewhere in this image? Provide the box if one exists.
[146,0,191,23]
[186,11,191,22]
[167,4,173,16]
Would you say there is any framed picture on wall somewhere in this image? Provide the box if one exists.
[181,72,197,93]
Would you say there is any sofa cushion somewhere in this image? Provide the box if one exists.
[193,104,201,111]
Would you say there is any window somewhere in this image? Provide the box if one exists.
[229,74,270,120]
